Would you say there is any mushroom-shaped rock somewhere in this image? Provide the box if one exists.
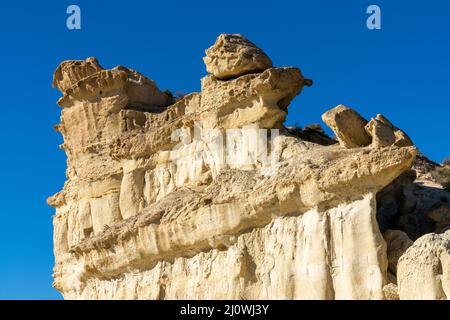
[365,114,413,148]
[203,34,273,79]
[53,57,103,93]
[397,230,450,299]
[322,105,372,148]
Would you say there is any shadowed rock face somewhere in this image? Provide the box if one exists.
[48,33,447,300]
[377,155,450,300]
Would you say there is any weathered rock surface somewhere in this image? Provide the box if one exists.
[203,34,273,80]
[427,203,450,233]
[375,155,450,300]
[53,57,103,92]
[285,124,337,146]
[383,283,400,300]
[48,34,448,300]
[377,155,450,240]
[365,114,413,148]
[398,230,450,299]
[321,105,372,148]
[383,229,413,275]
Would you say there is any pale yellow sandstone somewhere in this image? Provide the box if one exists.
[203,34,273,80]
[53,57,103,92]
[383,283,399,300]
[321,105,372,148]
[48,34,434,300]
[397,230,450,300]
[365,114,413,148]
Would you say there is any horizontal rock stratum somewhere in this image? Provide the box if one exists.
[49,34,450,300]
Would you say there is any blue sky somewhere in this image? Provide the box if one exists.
[0,0,448,299]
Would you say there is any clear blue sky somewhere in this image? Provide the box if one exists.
[0,0,448,299]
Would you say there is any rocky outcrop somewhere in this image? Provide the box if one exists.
[48,33,448,300]
[285,124,337,146]
[52,57,103,92]
[376,155,450,240]
[322,105,413,150]
[365,114,413,148]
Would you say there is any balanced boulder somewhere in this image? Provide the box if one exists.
[203,34,273,79]
[322,105,372,148]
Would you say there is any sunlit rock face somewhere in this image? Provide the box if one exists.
[203,34,273,80]
[49,34,448,300]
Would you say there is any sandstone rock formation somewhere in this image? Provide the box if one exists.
[52,57,103,92]
[398,230,450,299]
[48,34,449,300]
[377,155,450,240]
[383,229,413,275]
[321,105,371,148]
[203,34,273,80]
[365,114,413,148]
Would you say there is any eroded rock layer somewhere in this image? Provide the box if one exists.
[49,34,449,300]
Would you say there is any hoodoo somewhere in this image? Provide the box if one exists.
[48,34,450,300]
